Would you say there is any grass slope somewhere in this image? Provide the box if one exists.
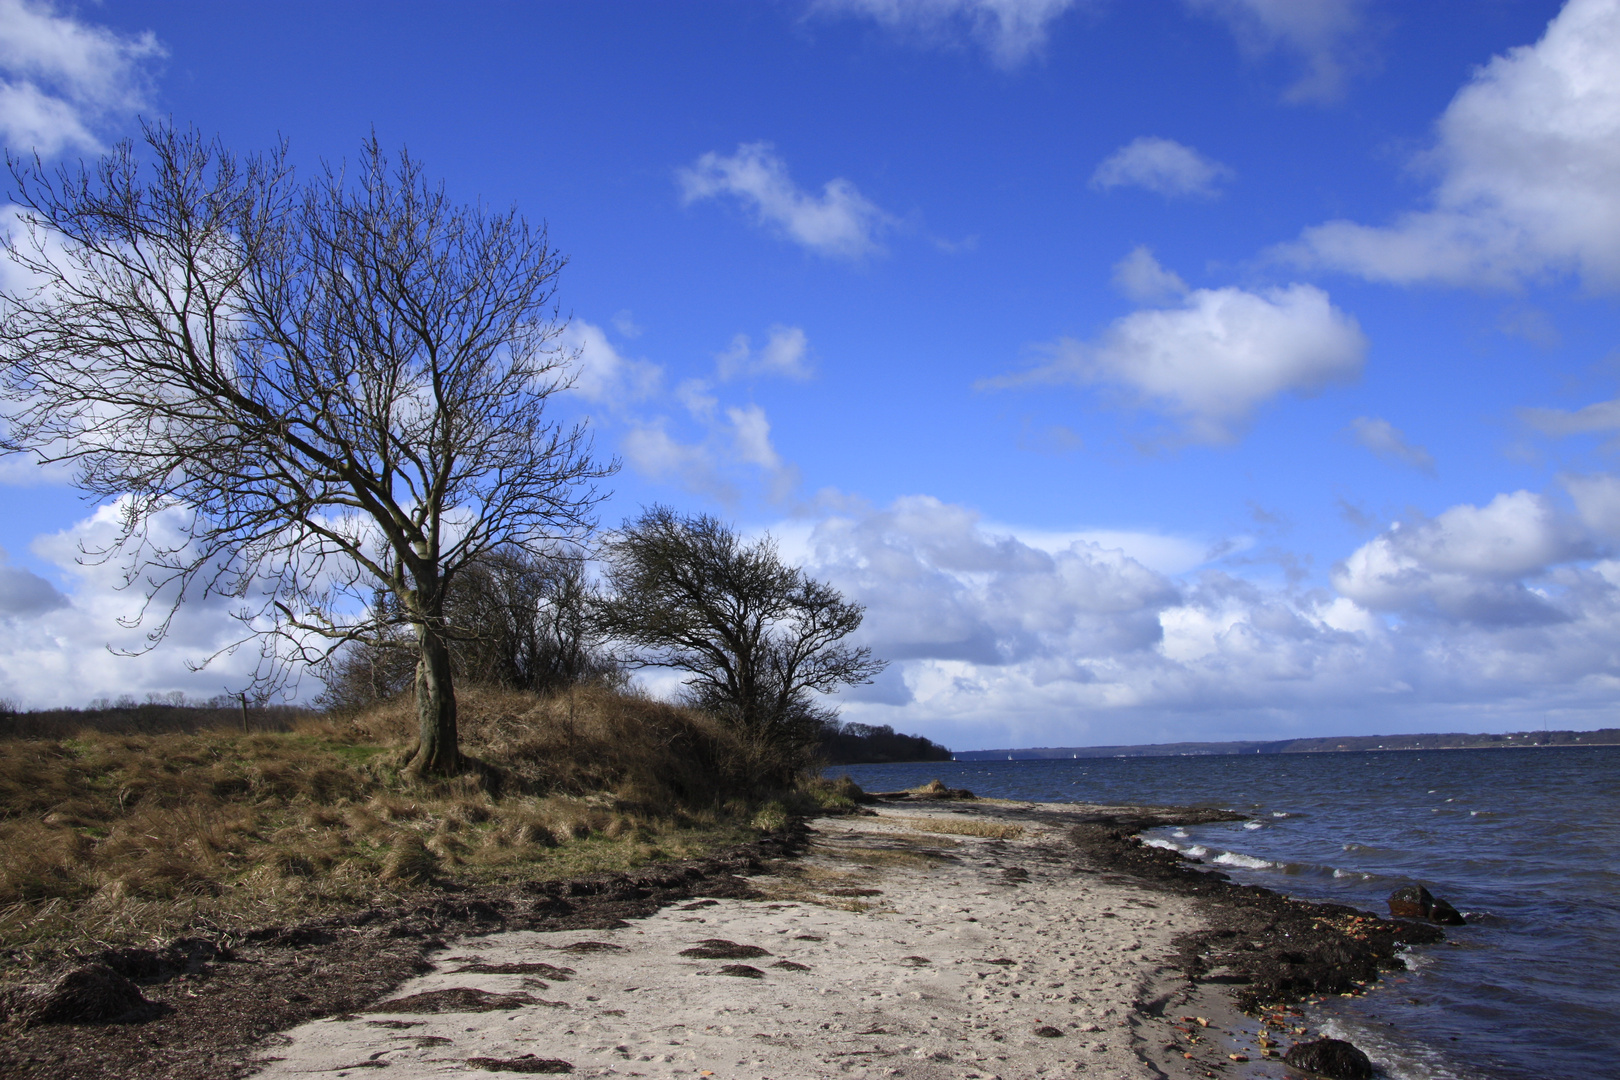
[0,685,832,966]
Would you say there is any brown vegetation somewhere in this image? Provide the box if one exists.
[0,684,790,964]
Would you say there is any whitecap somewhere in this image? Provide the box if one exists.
[1271,811,1291,818]
[1172,829,1189,838]
[1243,821,1264,830]
[1213,851,1272,870]
[1142,837,1178,851]
[1186,845,1209,858]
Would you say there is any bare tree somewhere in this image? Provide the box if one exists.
[597,506,884,782]
[0,123,614,775]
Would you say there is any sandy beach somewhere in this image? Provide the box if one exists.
[246,799,1255,1080]
[4,792,1435,1079]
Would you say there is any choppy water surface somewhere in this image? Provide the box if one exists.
[829,748,1620,1080]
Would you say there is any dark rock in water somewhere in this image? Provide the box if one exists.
[13,963,154,1024]
[1429,897,1466,925]
[1389,884,1466,924]
[1388,884,1436,919]
[1284,1037,1374,1079]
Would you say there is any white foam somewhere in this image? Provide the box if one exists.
[1316,1017,1468,1080]
[1213,851,1272,870]
[1142,837,1178,851]
[1271,811,1291,817]
[1243,821,1264,830]
[1186,845,1209,858]
[1332,868,1373,880]
[1172,829,1189,838]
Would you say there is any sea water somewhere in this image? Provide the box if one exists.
[828,747,1620,1080]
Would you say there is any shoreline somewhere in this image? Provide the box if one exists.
[1,797,1444,1079]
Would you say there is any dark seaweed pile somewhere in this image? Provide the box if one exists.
[1064,813,1444,1012]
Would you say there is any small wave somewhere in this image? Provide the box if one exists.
[1315,1017,1471,1080]
[1186,845,1209,858]
[1171,829,1189,838]
[1271,811,1292,817]
[1213,851,1273,870]
[1142,837,1178,851]
[1243,821,1265,830]
[1469,810,1499,817]
[1332,868,1374,880]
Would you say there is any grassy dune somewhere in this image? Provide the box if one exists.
[0,685,849,963]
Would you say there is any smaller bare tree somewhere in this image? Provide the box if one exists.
[596,506,885,783]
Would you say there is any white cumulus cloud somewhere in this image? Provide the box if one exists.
[678,142,894,260]
[1333,490,1591,624]
[561,321,662,407]
[1111,246,1189,303]
[1350,416,1435,473]
[1185,0,1368,103]
[1091,137,1233,198]
[1520,396,1620,436]
[0,0,164,155]
[986,279,1367,443]
[1289,0,1620,290]
[716,325,814,381]
[812,0,1078,68]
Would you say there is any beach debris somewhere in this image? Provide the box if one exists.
[717,964,765,978]
[451,961,575,979]
[828,887,884,897]
[1283,1037,1375,1080]
[772,959,812,971]
[981,957,1017,966]
[1387,884,1466,925]
[367,988,547,1013]
[466,1054,573,1073]
[1229,1053,1249,1061]
[6,962,157,1025]
[1033,1025,1065,1038]
[680,899,719,910]
[899,955,932,966]
[96,936,230,981]
[680,939,772,959]
[557,941,625,954]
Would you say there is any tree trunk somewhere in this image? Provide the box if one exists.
[406,623,460,776]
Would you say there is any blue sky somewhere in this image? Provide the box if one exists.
[3,0,1620,750]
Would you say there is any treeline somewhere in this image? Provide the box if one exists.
[958,726,1620,760]
[818,721,953,765]
[0,695,316,739]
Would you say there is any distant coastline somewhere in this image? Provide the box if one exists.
[953,726,1620,760]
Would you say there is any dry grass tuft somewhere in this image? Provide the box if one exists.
[887,815,1025,839]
